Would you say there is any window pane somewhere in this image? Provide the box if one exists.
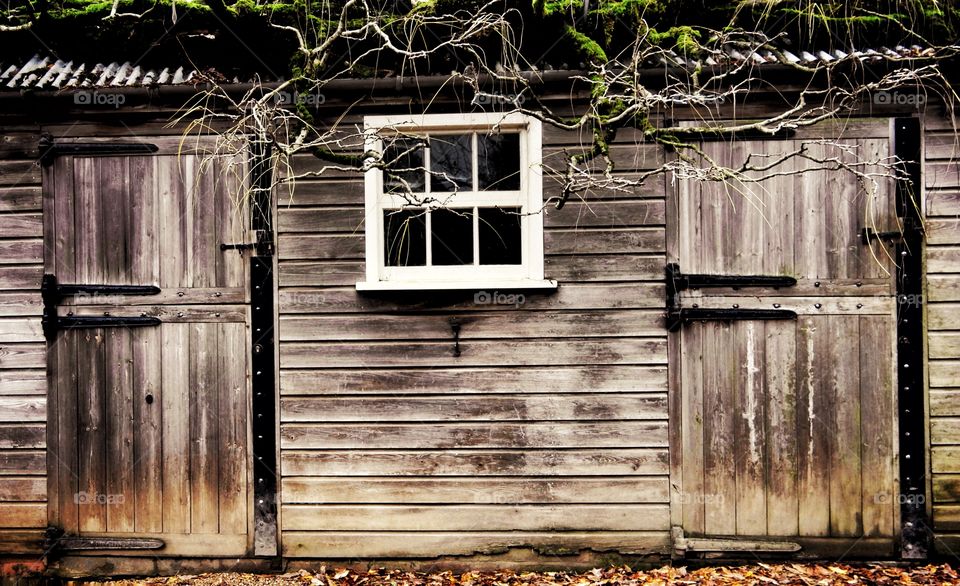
[431,208,474,265]
[383,138,425,193]
[479,207,522,265]
[430,134,473,192]
[478,133,520,191]
[384,209,426,266]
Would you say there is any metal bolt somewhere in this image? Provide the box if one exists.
[773,303,781,308]
[215,291,222,297]
[905,454,911,459]
[732,304,739,309]
[103,311,110,316]
[855,281,862,287]
[857,303,863,309]
[692,303,699,308]
[177,312,184,318]
[814,281,821,287]
[904,363,910,369]
[814,303,822,309]
[177,291,185,297]
[215,312,221,317]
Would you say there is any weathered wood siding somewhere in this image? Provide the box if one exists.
[276,122,671,557]
[0,127,46,553]
[924,113,960,535]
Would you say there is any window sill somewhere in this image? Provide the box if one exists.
[355,279,558,292]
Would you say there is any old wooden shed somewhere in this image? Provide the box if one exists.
[0,47,956,576]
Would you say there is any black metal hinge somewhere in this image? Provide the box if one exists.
[38,134,159,166]
[44,527,163,556]
[665,263,798,331]
[41,274,162,341]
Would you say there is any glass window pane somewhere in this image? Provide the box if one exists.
[478,133,520,191]
[384,209,426,266]
[430,134,473,192]
[431,208,474,265]
[479,207,522,265]
[383,138,425,193]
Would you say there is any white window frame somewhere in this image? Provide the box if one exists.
[357,112,557,291]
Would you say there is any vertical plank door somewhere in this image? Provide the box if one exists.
[45,140,252,556]
[672,122,899,550]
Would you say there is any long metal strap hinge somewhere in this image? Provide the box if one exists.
[666,263,798,331]
[44,527,164,554]
[41,274,162,341]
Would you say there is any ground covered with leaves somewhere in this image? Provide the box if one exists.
[83,563,960,586]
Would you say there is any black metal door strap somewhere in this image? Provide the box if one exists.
[41,274,161,341]
[665,263,798,332]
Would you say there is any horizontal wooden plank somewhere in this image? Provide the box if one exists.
[278,207,365,234]
[280,338,667,368]
[281,394,667,423]
[281,477,670,504]
[931,389,960,416]
[926,335,960,360]
[543,202,665,228]
[0,530,44,554]
[0,450,45,475]
[0,319,42,343]
[931,419,960,445]
[925,132,960,160]
[927,162,960,189]
[686,295,894,315]
[931,365,960,391]
[0,161,40,187]
[0,424,44,449]
[281,421,668,449]
[545,228,665,255]
[0,293,41,316]
[543,145,665,173]
[0,187,41,212]
[278,261,364,287]
[279,310,663,341]
[0,214,41,239]
[934,505,960,531]
[278,234,364,260]
[934,474,960,502]
[61,304,247,323]
[282,531,671,558]
[929,247,960,274]
[931,304,960,330]
[925,113,960,132]
[280,448,669,476]
[0,266,42,291]
[0,133,41,158]
[933,447,960,474]
[0,397,44,423]
[0,477,45,502]
[0,344,44,369]
[928,276,960,302]
[544,254,663,282]
[280,365,667,395]
[278,283,665,313]
[0,240,42,265]
[289,153,365,179]
[0,369,45,395]
[282,179,364,206]
[542,174,664,202]
[927,191,960,217]
[281,504,670,531]
[928,221,960,246]
[0,503,44,528]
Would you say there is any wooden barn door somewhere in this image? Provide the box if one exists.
[671,122,900,554]
[44,141,252,556]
